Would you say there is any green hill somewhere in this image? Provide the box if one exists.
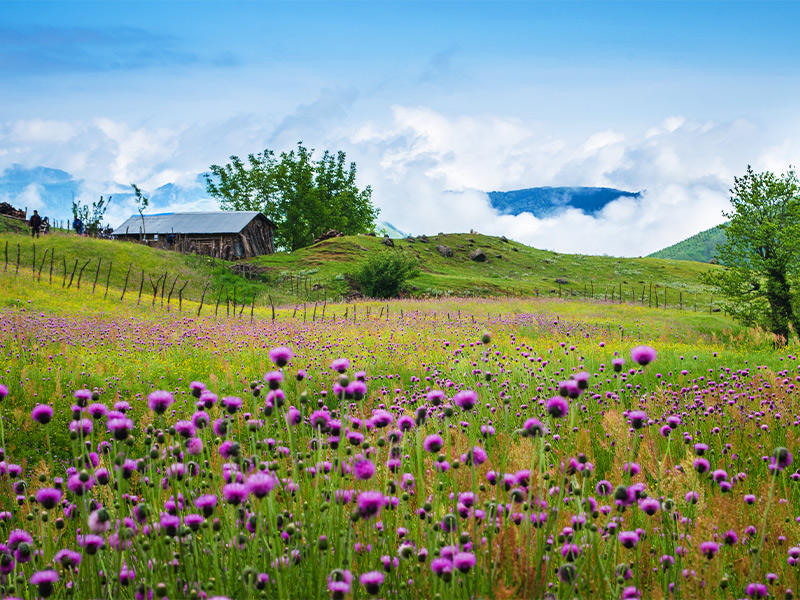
[0,215,721,309]
[648,224,726,263]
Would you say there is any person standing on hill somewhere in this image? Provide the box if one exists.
[29,210,42,238]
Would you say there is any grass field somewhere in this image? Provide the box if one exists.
[0,226,795,600]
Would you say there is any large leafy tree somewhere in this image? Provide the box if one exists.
[205,143,379,251]
[702,166,800,343]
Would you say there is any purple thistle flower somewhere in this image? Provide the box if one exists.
[86,403,108,419]
[36,487,62,509]
[54,548,81,568]
[522,417,544,438]
[200,390,218,408]
[31,404,53,425]
[189,381,206,398]
[0,543,13,574]
[430,557,453,578]
[631,345,657,366]
[353,457,376,481]
[223,483,248,505]
[310,410,331,431]
[693,458,710,473]
[264,371,284,390]
[694,443,709,455]
[370,409,393,428]
[194,494,218,517]
[746,583,769,599]
[328,569,352,600]
[269,346,293,367]
[621,587,641,600]
[67,473,93,496]
[685,491,699,504]
[723,530,739,545]
[147,391,174,415]
[73,389,92,407]
[712,469,728,482]
[185,437,203,456]
[78,534,104,554]
[618,530,640,549]
[191,411,210,429]
[558,379,581,399]
[770,447,793,472]
[174,420,196,438]
[700,541,719,559]
[596,480,613,496]
[356,491,383,520]
[221,396,243,414]
[660,555,674,570]
[30,570,59,598]
[331,358,350,373]
[612,358,625,372]
[423,434,443,453]
[285,406,302,427]
[359,571,384,595]
[628,410,647,429]
[639,497,660,516]
[346,380,367,401]
[107,417,134,441]
[744,494,757,505]
[427,390,446,406]
[0,384,7,401]
[160,514,180,537]
[453,390,478,411]
[245,472,278,499]
[546,396,569,418]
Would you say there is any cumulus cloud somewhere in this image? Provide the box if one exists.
[1,101,798,256]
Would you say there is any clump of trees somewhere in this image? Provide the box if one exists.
[703,165,800,344]
[71,196,111,236]
[205,143,379,251]
[352,251,420,299]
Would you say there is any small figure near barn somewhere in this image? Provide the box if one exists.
[29,210,42,238]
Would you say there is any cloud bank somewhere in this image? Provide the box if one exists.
[1,102,798,256]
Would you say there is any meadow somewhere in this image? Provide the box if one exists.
[0,245,797,600]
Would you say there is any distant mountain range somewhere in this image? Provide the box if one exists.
[647,224,726,263]
[488,186,642,218]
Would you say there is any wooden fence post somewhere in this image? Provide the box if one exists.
[120,263,132,301]
[15,243,20,275]
[197,281,210,317]
[37,248,49,282]
[178,281,188,312]
[104,260,112,299]
[166,276,179,310]
[65,259,79,289]
[268,293,276,321]
[75,259,91,289]
[215,286,224,317]
[50,250,54,285]
[137,271,145,305]
[3,240,7,272]
[92,258,102,294]
[32,243,35,279]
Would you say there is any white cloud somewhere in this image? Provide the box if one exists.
[1,102,798,256]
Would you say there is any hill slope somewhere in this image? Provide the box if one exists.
[648,225,726,262]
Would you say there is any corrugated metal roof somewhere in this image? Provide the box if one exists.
[111,212,271,236]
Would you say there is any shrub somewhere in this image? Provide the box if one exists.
[352,251,420,298]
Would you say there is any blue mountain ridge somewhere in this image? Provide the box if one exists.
[488,186,641,218]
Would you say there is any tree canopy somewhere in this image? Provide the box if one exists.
[702,166,800,343]
[204,143,379,251]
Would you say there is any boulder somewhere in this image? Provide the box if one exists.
[406,236,416,243]
[381,236,394,247]
[469,249,487,262]
[312,229,344,244]
[436,244,453,258]
[555,277,569,285]
[500,235,509,243]
[416,234,429,243]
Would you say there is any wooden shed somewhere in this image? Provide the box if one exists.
[111,211,275,259]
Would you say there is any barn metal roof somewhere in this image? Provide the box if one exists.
[111,212,273,236]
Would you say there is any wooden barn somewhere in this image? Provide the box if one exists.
[111,211,275,259]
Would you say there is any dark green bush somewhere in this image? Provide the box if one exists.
[352,251,420,298]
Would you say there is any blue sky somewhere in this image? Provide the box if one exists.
[2,1,799,255]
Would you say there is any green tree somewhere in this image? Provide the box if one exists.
[131,184,150,239]
[352,251,420,299]
[71,195,111,236]
[702,166,800,343]
[204,143,379,251]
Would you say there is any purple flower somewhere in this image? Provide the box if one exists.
[67,473,93,496]
[370,409,393,428]
[160,514,180,537]
[712,469,728,482]
[356,491,383,520]
[331,358,350,373]
[36,487,62,509]
[327,569,352,599]
[558,380,581,399]
[174,420,196,438]
[86,403,108,419]
[744,494,756,505]
[618,530,640,549]
[746,583,769,599]
[631,345,657,366]
[264,371,284,390]
[310,410,331,431]
[78,534,104,554]
[147,391,174,415]
[346,380,367,401]
[353,457,376,481]
[770,447,793,472]
[194,494,218,517]
[694,443,709,455]
[0,384,7,401]
[621,587,641,600]
[546,396,569,418]
[359,571,384,596]
[285,406,302,427]
[628,410,647,429]
[223,483,248,505]
[189,381,206,397]
[185,437,203,456]
[452,551,476,573]
[31,404,53,425]
[700,541,719,559]
[522,417,544,438]
[430,557,453,578]
[269,346,293,367]
[453,390,478,411]
[54,548,81,568]
[639,497,660,516]
[73,389,92,407]
[107,417,134,441]
[723,530,739,545]
[427,390,446,406]
[612,358,625,372]
[246,472,277,499]
[221,396,243,414]
[423,434,443,453]
[693,458,710,474]
[30,570,59,598]
[0,543,13,574]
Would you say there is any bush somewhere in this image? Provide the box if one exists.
[352,251,420,298]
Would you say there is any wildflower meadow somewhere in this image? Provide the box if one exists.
[0,288,798,600]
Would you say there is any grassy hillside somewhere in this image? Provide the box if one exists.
[1,215,722,310]
[647,224,726,262]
